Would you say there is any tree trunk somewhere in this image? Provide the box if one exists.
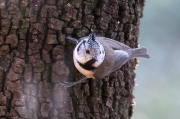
[0,0,145,118]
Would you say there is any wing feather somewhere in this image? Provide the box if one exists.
[93,44,115,79]
[110,50,131,73]
[96,37,131,50]
[93,37,132,78]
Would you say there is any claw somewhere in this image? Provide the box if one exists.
[59,80,77,87]
[58,77,87,88]
[66,36,79,44]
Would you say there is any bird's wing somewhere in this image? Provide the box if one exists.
[110,50,132,73]
[93,49,132,79]
[94,37,133,77]
[93,45,115,79]
[96,37,131,50]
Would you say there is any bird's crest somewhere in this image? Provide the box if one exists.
[88,29,96,42]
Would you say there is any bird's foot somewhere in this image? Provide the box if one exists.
[66,36,79,44]
[59,77,87,88]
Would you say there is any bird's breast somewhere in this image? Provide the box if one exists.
[73,55,95,78]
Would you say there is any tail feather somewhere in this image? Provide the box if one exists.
[132,47,150,59]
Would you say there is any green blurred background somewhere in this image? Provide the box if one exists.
[133,0,180,119]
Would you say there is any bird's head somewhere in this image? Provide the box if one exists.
[74,30,105,70]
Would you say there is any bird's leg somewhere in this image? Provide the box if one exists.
[59,77,87,88]
[66,36,79,44]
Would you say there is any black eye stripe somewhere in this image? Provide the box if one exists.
[86,50,90,54]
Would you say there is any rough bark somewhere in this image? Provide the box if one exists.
[0,0,145,119]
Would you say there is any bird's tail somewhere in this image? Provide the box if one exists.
[132,47,150,59]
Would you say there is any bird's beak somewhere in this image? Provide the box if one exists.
[93,56,98,61]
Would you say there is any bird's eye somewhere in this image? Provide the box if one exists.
[86,50,90,54]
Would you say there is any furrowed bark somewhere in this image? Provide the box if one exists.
[0,0,145,118]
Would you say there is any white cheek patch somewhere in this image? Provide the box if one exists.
[74,37,105,69]
[101,49,105,54]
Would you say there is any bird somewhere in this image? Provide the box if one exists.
[59,30,150,87]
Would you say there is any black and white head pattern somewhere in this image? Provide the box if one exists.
[74,33,105,71]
